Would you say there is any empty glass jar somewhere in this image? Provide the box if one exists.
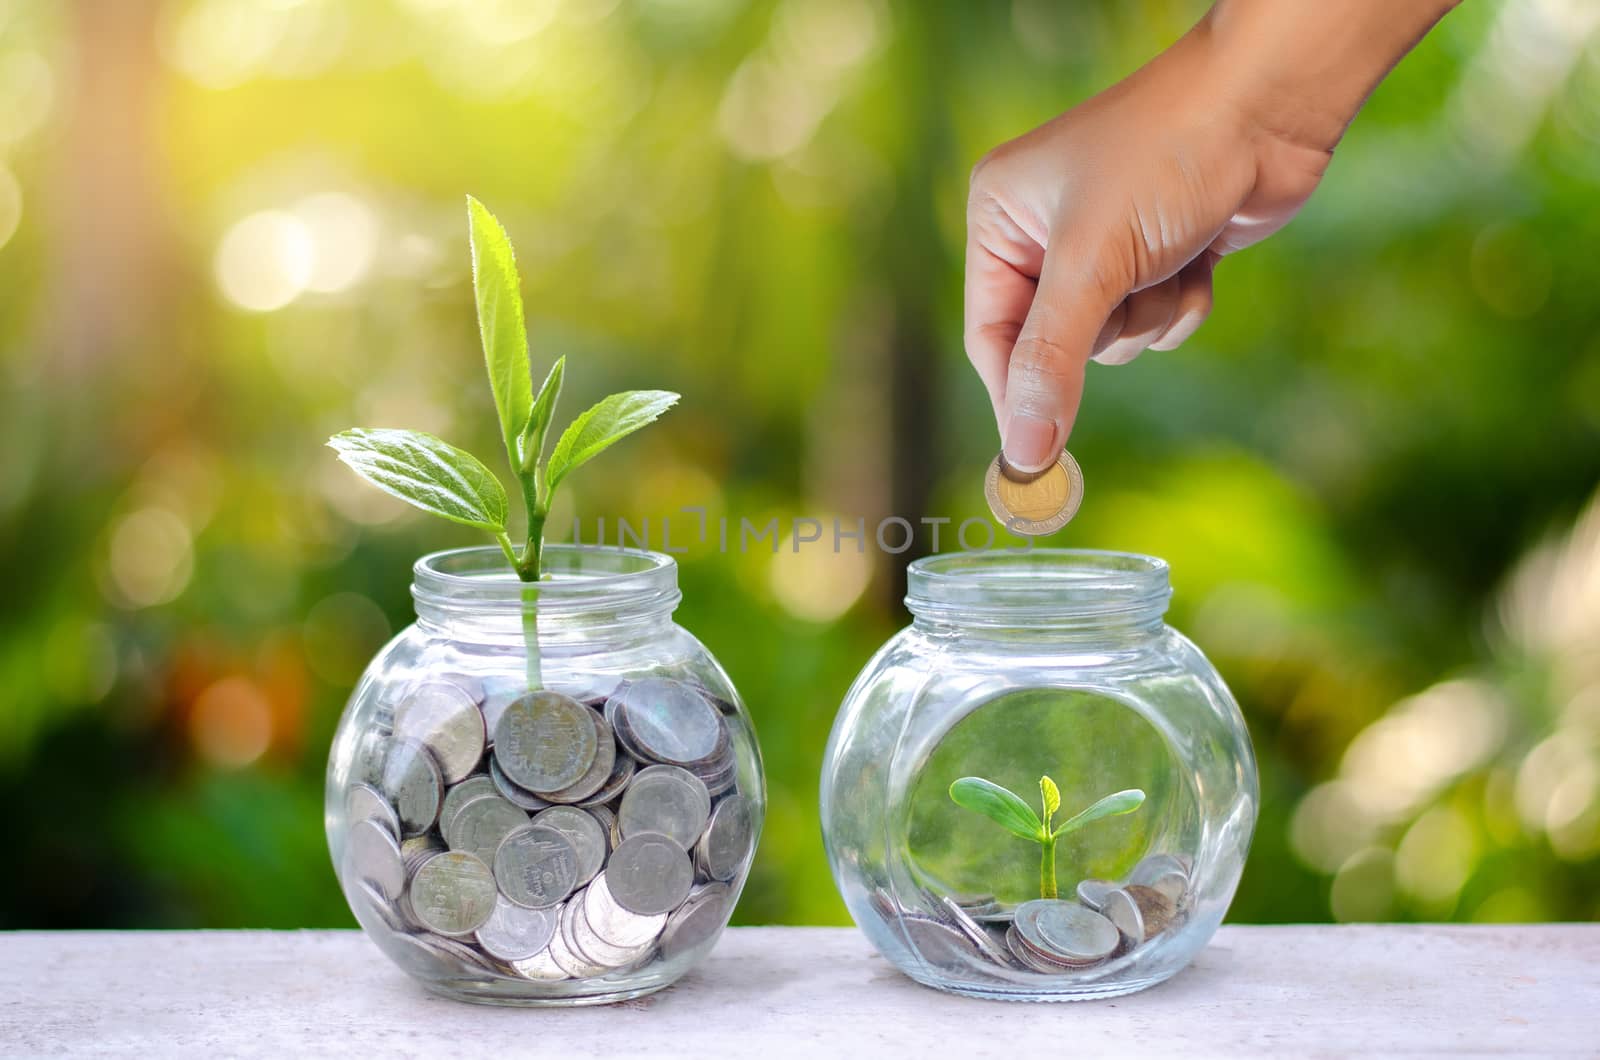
[820,549,1256,1001]
[326,545,764,1006]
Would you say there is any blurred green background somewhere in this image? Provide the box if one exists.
[1,0,1597,931]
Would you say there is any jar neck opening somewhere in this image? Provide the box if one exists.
[905,549,1171,638]
[412,545,680,639]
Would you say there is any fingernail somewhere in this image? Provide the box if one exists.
[1002,411,1058,473]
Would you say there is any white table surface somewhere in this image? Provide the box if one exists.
[1,926,1595,1057]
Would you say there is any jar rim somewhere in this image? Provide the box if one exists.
[905,548,1171,625]
[412,544,679,620]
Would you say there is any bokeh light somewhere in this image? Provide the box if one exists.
[106,507,195,609]
[190,676,275,769]
[214,210,316,312]
[767,531,873,623]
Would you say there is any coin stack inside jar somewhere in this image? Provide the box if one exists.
[340,674,755,985]
[879,853,1194,977]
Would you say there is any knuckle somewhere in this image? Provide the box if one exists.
[964,320,1020,350]
[969,145,1005,187]
[1008,337,1081,396]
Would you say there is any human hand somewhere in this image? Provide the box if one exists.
[966,0,1457,472]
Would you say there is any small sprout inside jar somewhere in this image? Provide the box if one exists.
[949,775,1145,900]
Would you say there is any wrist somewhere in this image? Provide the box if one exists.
[1204,0,1459,151]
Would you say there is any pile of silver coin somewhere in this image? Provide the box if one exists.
[883,853,1193,976]
[340,673,755,984]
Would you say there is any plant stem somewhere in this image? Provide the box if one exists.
[493,531,542,688]
[521,580,542,689]
[1040,834,1057,899]
[494,531,520,572]
[515,471,544,580]
[512,475,545,689]
[519,512,545,581]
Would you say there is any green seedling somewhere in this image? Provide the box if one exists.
[949,775,1145,900]
[328,197,678,684]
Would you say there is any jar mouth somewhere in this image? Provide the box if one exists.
[412,544,680,620]
[905,549,1171,626]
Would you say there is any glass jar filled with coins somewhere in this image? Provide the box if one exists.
[820,549,1256,1001]
[326,545,764,1005]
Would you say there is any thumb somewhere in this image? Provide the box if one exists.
[1000,237,1125,472]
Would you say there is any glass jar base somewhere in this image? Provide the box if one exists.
[901,967,1178,1003]
[420,975,680,1007]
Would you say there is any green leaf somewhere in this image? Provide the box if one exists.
[1040,775,1061,824]
[949,777,1043,842]
[327,428,508,532]
[467,196,532,471]
[519,355,565,476]
[1051,788,1146,839]
[545,390,679,494]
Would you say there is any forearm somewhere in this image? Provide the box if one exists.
[1205,0,1461,151]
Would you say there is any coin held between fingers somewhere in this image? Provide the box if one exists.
[984,449,1084,536]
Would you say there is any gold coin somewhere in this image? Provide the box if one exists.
[984,449,1084,535]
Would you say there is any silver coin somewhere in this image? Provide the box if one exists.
[475,895,559,961]
[546,896,612,978]
[608,702,651,764]
[1123,883,1178,938]
[352,734,391,787]
[1016,899,1119,964]
[448,795,530,867]
[569,888,653,968]
[658,883,732,963]
[350,878,409,935]
[618,765,711,848]
[606,833,693,916]
[343,817,405,900]
[394,681,486,784]
[1076,878,1116,912]
[691,753,739,798]
[537,709,615,803]
[419,931,499,975]
[695,794,754,882]
[1098,887,1144,945]
[532,805,608,885]
[936,894,1013,967]
[577,752,635,808]
[951,891,1000,913]
[1005,923,1078,973]
[437,672,485,704]
[610,677,724,766]
[1129,854,1190,904]
[400,835,445,864]
[408,851,497,937]
[477,675,528,743]
[509,947,570,981]
[902,915,984,972]
[494,824,579,909]
[379,739,443,837]
[554,675,625,707]
[344,783,401,839]
[438,776,499,844]
[583,871,667,950]
[587,805,617,850]
[494,691,597,793]
[688,681,739,717]
[489,755,552,811]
